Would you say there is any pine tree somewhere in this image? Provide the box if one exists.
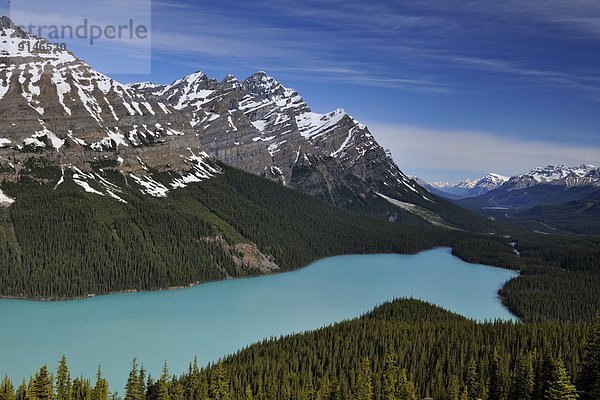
[281,378,292,400]
[511,353,533,400]
[157,363,170,400]
[56,356,71,400]
[15,380,27,400]
[537,353,555,400]
[244,384,253,400]
[145,376,157,400]
[355,357,373,400]
[266,369,277,400]
[396,370,416,400]
[489,352,509,400]
[578,315,600,399]
[198,379,209,400]
[72,378,91,400]
[305,375,315,400]
[255,381,265,400]
[466,360,479,400]
[91,367,108,400]
[546,360,578,400]
[329,378,341,400]
[448,376,460,400]
[125,359,142,400]
[316,375,331,400]
[31,365,54,400]
[26,377,34,400]
[184,358,200,400]
[209,364,230,400]
[169,381,183,400]
[138,366,146,400]
[382,349,398,400]
[0,376,15,400]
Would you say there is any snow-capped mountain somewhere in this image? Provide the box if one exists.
[508,164,599,188]
[1,16,477,229]
[0,16,190,152]
[458,164,600,213]
[427,173,509,199]
[129,69,454,224]
[0,16,224,197]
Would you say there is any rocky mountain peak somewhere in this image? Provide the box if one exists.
[0,15,12,28]
[460,173,508,189]
[185,70,207,81]
[1,17,76,63]
[240,72,309,116]
[221,74,240,86]
[141,67,438,219]
[0,15,19,31]
[242,71,287,100]
[154,70,218,112]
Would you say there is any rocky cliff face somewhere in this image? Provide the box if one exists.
[0,16,219,196]
[1,16,458,227]
[134,70,437,220]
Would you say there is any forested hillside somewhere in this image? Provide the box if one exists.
[0,164,599,323]
[452,233,600,322]
[0,164,454,300]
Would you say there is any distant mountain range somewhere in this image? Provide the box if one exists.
[421,173,509,199]
[448,165,600,233]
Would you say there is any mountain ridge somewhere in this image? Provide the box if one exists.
[1,16,491,232]
[454,164,600,233]
[423,173,509,199]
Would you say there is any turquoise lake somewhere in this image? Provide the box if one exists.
[0,248,517,392]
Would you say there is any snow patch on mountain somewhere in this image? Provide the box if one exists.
[1,18,178,149]
[0,188,14,204]
[72,167,127,203]
[296,109,347,139]
[522,164,598,185]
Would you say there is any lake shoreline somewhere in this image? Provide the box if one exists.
[0,248,518,390]
[0,249,426,303]
[0,247,519,304]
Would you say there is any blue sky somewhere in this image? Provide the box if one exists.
[5,0,600,181]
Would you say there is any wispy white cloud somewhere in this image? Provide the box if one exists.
[240,0,455,33]
[409,0,600,40]
[367,122,600,178]
[147,0,600,100]
[149,10,454,93]
[422,54,600,101]
[261,65,455,92]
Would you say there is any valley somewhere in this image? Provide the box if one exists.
[422,165,600,234]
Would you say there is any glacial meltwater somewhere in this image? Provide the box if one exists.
[0,248,517,391]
